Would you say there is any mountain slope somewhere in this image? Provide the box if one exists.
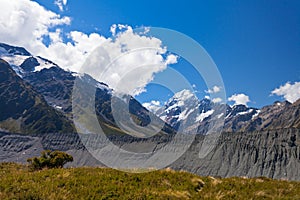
[1,128,299,180]
[0,59,74,134]
[158,89,300,134]
[0,43,175,136]
[243,100,300,131]
[0,43,30,56]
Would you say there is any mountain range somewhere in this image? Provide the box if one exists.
[0,43,299,180]
[1,42,299,135]
[158,89,300,134]
[0,43,175,136]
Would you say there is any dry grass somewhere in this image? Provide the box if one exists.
[0,163,299,200]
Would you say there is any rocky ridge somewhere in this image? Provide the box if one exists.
[0,43,299,180]
[0,128,299,180]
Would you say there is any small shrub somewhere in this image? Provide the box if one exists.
[27,150,73,170]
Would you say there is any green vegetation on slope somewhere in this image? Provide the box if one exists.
[0,163,299,200]
[0,59,75,134]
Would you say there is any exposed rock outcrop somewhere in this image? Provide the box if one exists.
[1,128,299,180]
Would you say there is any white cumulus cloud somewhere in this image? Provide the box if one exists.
[81,26,177,96]
[206,86,221,94]
[228,93,250,106]
[0,0,178,96]
[165,54,178,65]
[142,101,161,113]
[212,97,222,103]
[0,0,71,51]
[271,82,300,103]
[54,0,67,11]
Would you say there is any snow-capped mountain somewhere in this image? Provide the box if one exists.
[157,90,223,134]
[0,43,110,113]
[156,90,226,134]
[0,42,299,135]
[0,43,174,136]
[0,43,58,77]
[241,100,300,131]
[156,89,200,132]
[158,87,300,134]
[223,104,260,132]
[156,88,298,134]
[1,43,300,182]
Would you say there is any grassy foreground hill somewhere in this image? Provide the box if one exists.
[0,163,299,200]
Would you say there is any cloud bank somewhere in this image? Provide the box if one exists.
[228,93,250,106]
[0,0,177,96]
[0,0,71,50]
[271,82,300,103]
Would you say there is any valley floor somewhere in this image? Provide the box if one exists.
[0,163,299,200]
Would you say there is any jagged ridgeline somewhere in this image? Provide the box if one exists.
[0,43,174,136]
[0,59,74,134]
[0,43,300,180]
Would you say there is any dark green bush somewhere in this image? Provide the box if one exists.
[27,150,73,170]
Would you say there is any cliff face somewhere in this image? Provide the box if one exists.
[172,128,300,180]
[1,128,299,180]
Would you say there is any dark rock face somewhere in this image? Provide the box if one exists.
[0,43,31,56]
[171,128,300,181]
[243,101,300,131]
[0,59,74,134]
[20,57,40,72]
[223,105,259,132]
[24,67,76,113]
[17,59,173,135]
[0,60,35,121]
[0,43,174,135]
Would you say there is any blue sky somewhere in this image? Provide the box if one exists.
[3,0,300,108]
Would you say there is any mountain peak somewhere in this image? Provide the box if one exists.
[0,43,31,56]
[0,43,61,76]
[293,98,300,106]
[172,89,194,100]
[231,104,248,111]
[166,89,199,109]
[273,100,291,107]
[20,57,40,72]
